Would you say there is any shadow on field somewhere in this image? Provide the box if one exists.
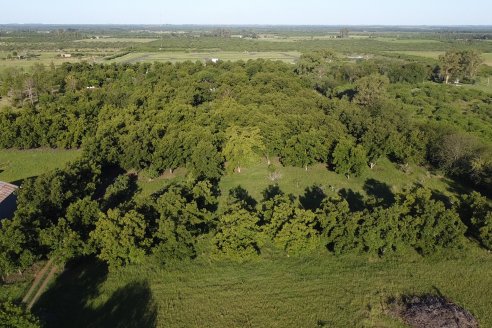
[363,179,395,208]
[261,184,284,201]
[33,257,157,328]
[228,185,257,210]
[338,188,365,211]
[300,185,326,210]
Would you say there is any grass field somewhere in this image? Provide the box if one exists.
[0,149,81,185]
[219,157,462,204]
[31,247,492,327]
[107,51,301,64]
[387,50,443,59]
[136,167,188,197]
[0,50,118,71]
[0,96,9,109]
[483,52,492,66]
[387,51,492,66]
[75,38,158,43]
[0,52,90,71]
[463,76,492,94]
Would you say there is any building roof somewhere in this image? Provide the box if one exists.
[0,181,18,204]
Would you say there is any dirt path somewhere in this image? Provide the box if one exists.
[27,264,57,310]
[22,259,53,304]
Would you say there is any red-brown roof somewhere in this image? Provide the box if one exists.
[0,181,18,204]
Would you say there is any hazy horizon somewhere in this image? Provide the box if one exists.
[1,0,491,26]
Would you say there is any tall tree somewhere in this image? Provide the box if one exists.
[223,126,265,173]
[354,74,389,107]
[332,140,367,179]
[90,209,151,269]
[439,51,461,84]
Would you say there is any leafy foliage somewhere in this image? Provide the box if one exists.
[0,302,40,328]
[90,209,151,269]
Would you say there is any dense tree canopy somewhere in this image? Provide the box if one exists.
[0,53,491,277]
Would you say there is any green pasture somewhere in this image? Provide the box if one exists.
[108,51,301,64]
[0,149,81,185]
[74,37,158,43]
[219,157,462,204]
[31,248,492,327]
[386,51,492,66]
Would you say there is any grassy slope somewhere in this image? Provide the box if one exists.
[0,149,81,185]
[219,158,462,204]
[32,248,492,328]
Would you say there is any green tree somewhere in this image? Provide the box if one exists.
[212,204,261,260]
[461,192,492,249]
[90,209,150,269]
[222,126,265,173]
[354,74,389,107]
[153,182,216,261]
[0,219,34,279]
[39,198,101,262]
[281,130,325,171]
[439,51,461,84]
[332,140,367,179]
[439,50,483,84]
[188,139,224,179]
[0,301,40,328]
[400,188,466,255]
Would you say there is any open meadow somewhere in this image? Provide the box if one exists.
[0,149,81,185]
[29,249,492,327]
[108,51,301,64]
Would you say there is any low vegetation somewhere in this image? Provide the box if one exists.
[0,26,491,327]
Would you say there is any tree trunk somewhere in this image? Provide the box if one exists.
[169,168,173,174]
[445,74,450,84]
[237,166,241,173]
[305,165,308,171]
[369,162,375,169]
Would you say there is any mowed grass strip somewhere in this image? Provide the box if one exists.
[109,51,301,64]
[34,249,492,327]
[0,149,81,184]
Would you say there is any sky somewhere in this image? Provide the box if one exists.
[1,0,491,26]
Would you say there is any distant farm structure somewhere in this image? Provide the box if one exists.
[0,181,18,219]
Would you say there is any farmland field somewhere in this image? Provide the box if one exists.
[386,51,492,66]
[0,51,113,71]
[74,37,158,43]
[108,51,301,64]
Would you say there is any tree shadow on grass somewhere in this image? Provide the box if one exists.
[228,185,257,211]
[338,188,365,212]
[93,165,127,200]
[299,185,326,211]
[363,179,395,208]
[33,257,157,328]
[261,184,284,201]
[101,173,140,211]
[89,281,157,328]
